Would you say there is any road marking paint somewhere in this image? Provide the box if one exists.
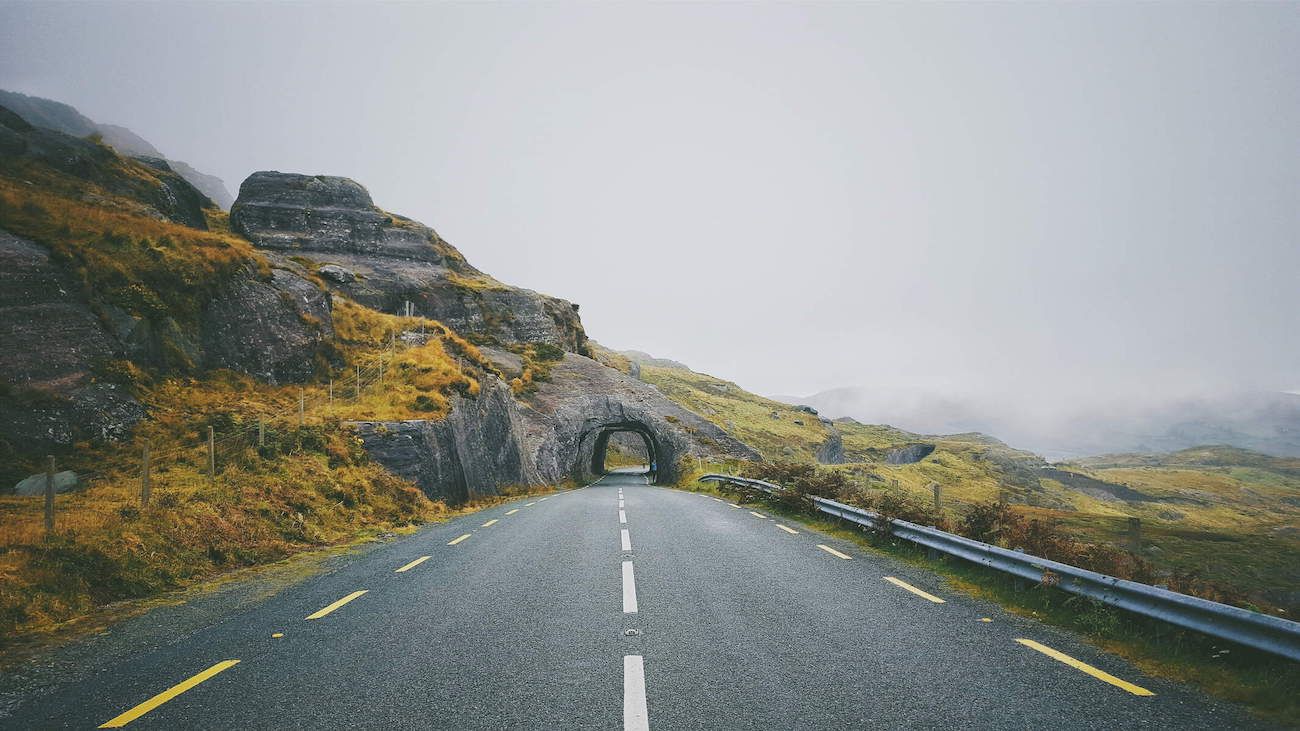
[619,500,625,508]
[306,590,369,620]
[979,617,993,623]
[539,497,548,501]
[622,560,638,613]
[883,576,945,603]
[481,519,499,527]
[271,632,283,638]
[395,556,431,573]
[728,503,742,509]
[817,544,852,560]
[748,511,766,519]
[525,502,537,507]
[619,509,627,524]
[448,534,471,546]
[1015,639,1154,696]
[621,528,632,552]
[775,524,798,534]
[505,509,520,515]
[624,655,649,731]
[99,660,240,728]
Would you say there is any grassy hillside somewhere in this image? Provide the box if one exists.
[643,363,1299,615]
[634,364,831,462]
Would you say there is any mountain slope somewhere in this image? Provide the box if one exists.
[0,89,234,208]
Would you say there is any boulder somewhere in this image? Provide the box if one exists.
[229,171,587,353]
[14,470,79,496]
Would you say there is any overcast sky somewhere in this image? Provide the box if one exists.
[2,1,1297,413]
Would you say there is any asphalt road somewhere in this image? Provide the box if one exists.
[0,471,1273,729]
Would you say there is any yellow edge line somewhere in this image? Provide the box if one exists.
[448,533,472,545]
[775,524,798,534]
[306,590,368,620]
[505,509,520,515]
[884,576,946,604]
[99,660,240,728]
[817,544,852,560]
[1016,639,1154,696]
[482,519,499,527]
[395,556,431,573]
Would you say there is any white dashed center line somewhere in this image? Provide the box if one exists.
[624,655,649,731]
[622,560,639,613]
[619,509,627,524]
[621,528,632,552]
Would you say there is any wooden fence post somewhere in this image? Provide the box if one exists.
[931,482,941,512]
[299,387,305,427]
[207,426,216,485]
[328,379,333,407]
[355,365,361,399]
[258,417,265,449]
[141,444,151,507]
[44,455,55,536]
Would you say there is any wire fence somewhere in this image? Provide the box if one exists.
[9,325,443,542]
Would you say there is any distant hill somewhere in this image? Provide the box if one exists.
[783,386,1300,459]
[0,89,233,208]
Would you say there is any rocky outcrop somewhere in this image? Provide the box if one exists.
[816,421,844,464]
[520,354,760,485]
[230,171,586,353]
[0,230,144,453]
[884,443,936,464]
[351,379,540,503]
[200,269,334,383]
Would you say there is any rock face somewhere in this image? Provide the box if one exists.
[520,354,760,485]
[884,443,936,465]
[200,269,333,383]
[815,422,845,464]
[351,354,759,502]
[0,230,145,453]
[230,171,586,353]
[352,379,540,504]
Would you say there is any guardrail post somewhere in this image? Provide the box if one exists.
[1128,517,1142,553]
[44,454,55,536]
[141,444,151,507]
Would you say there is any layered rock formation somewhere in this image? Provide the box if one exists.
[231,172,586,353]
[0,230,145,451]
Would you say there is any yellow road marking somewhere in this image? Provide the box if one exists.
[395,556,431,573]
[1015,639,1154,696]
[505,509,520,515]
[748,511,766,519]
[482,519,499,527]
[817,544,852,560]
[271,632,284,638]
[775,524,798,534]
[99,660,240,728]
[883,576,945,603]
[306,590,368,620]
[979,617,993,623]
[448,534,471,546]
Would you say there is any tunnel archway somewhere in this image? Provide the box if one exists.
[577,420,663,483]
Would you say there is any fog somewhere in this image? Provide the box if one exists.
[2,1,1297,450]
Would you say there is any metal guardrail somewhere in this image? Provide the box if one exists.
[698,473,1300,663]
